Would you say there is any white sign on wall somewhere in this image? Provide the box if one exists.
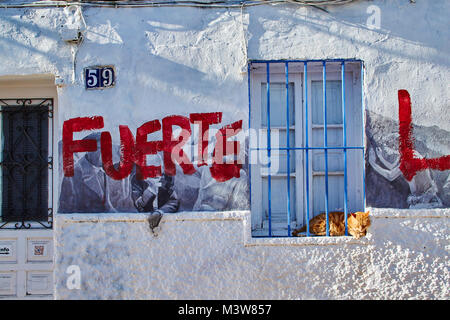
[27,238,53,262]
[0,240,17,262]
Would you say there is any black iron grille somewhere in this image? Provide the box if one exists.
[0,99,53,229]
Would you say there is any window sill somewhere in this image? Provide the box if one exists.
[55,211,247,225]
[368,207,450,219]
[245,234,371,247]
[56,211,372,247]
[55,208,449,247]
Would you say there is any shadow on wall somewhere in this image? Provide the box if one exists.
[247,2,449,66]
[0,13,65,67]
[365,110,450,209]
[77,7,248,127]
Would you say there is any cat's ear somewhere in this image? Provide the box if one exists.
[351,213,356,218]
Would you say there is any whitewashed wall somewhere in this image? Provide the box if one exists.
[54,208,448,299]
[55,209,450,299]
[0,0,448,299]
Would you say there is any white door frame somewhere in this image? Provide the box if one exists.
[0,75,57,299]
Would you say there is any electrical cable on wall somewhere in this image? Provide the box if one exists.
[0,0,357,9]
[59,4,86,84]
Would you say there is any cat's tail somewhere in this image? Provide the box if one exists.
[292,225,307,237]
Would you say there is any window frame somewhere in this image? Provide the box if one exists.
[249,60,365,237]
[250,69,304,233]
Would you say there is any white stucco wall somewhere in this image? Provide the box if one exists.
[1,1,448,132]
[0,0,448,299]
[54,208,449,299]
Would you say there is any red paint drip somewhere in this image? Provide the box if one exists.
[210,120,243,182]
[136,120,163,179]
[162,115,196,176]
[190,112,223,167]
[398,89,450,181]
[101,126,135,180]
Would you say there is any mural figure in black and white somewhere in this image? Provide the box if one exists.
[130,154,180,229]
[365,111,449,209]
[59,132,135,213]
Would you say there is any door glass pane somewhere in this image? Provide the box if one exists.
[259,128,295,149]
[311,127,343,147]
[311,80,342,125]
[312,175,344,217]
[261,83,295,127]
[260,150,295,175]
[312,150,344,172]
[262,176,296,222]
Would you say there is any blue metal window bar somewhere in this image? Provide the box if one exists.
[249,59,365,237]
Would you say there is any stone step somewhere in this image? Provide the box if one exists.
[262,219,296,230]
[252,229,293,237]
[251,219,299,237]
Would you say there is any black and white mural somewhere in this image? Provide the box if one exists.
[58,113,250,214]
[365,90,450,208]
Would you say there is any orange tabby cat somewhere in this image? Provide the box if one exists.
[292,211,371,239]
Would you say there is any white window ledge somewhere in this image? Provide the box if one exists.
[55,210,247,225]
[55,207,449,247]
[368,207,450,219]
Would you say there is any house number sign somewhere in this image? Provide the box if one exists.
[84,65,115,90]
